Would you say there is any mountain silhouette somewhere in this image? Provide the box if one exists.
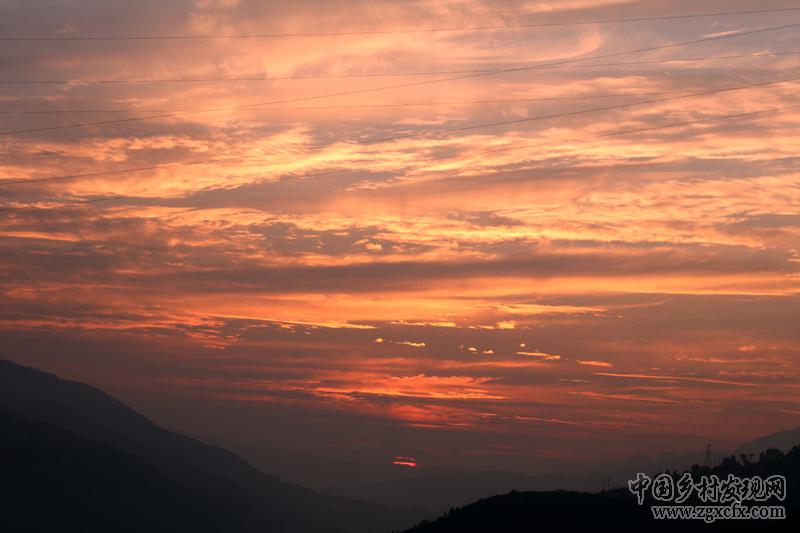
[0,360,418,533]
[398,490,655,533]
[738,427,800,456]
[0,410,247,532]
[397,447,800,533]
[3,359,798,533]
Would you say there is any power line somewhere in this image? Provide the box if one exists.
[361,73,800,144]
[431,104,800,162]
[4,50,799,86]
[1,7,798,41]
[0,68,498,85]
[2,73,798,187]
[2,102,796,215]
[4,46,800,114]
[1,22,797,137]
[0,92,672,114]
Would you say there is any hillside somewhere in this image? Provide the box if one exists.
[739,427,800,456]
[399,446,800,532]
[0,411,247,532]
[0,360,416,533]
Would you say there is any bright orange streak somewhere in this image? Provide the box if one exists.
[392,456,417,468]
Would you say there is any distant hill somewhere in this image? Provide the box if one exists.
[397,490,667,533]
[739,427,800,456]
[4,358,798,533]
[398,445,800,532]
[0,411,244,532]
[0,360,418,533]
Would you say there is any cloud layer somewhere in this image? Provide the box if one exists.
[1,0,799,484]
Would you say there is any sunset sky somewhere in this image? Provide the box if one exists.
[1,0,799,488]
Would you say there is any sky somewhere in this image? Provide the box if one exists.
[1,0,799,488]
